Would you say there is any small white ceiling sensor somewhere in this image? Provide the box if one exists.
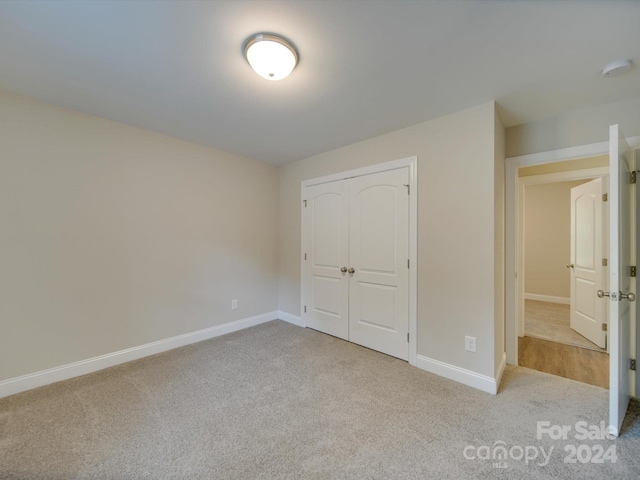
[601,59,632,77]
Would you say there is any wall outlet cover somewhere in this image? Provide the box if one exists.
[465,336,476,353]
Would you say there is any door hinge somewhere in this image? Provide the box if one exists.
[602,193,608,202]
[304,253,307,260]
[631,359,636,371]
[631,171,637,184]
[602,258,608,267]
[631,266,637,277]
[602,323,607,332]
[304,306,307,313]
[407,259,410,269]
[403,184,410,195]
[303,200,307,207]
[407,332,410,342]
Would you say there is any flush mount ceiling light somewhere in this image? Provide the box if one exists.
[243,33,298,81]
[601,59,632,77]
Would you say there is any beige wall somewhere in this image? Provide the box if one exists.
[524,180,589,299]
[278,102,503,378]
[506,96,640,158]
[0,90,279,381]
[1,91,505,385]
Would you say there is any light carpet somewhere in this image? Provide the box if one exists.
[1,320,639,479]
[524,300,605,351]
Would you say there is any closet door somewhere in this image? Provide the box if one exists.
[348,168,409,360]
[304,180,349,340]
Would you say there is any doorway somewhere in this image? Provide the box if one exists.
[507,154,610,363]
[506,128,639,437]
[516,162,609,387]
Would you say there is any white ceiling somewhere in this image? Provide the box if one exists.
[0,1,639,164]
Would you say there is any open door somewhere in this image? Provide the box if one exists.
[570,178,606,348]
[606,124,636,437]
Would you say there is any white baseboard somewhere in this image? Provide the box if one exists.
[277,310,304,327]
[416,354,500,395]
[0,311,279,399]
[524,293,570,305]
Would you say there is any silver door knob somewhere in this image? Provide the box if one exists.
[620,292,636,302]
[566,263,575,269]
[348,268,355,274]
[341,267,348,273]
[597,290,610,298]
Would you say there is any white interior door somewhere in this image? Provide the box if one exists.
[348,168,409,360]
[303,166,410,361]
[608,124,636,437]
[569,178,606,348]
[304,180,349,340]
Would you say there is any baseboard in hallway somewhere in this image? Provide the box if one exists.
[518,336,609,389]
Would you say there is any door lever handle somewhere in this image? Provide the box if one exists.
[597,290,610,298]
[566,264,575,269]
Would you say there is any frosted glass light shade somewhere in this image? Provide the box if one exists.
[243,34,298,81]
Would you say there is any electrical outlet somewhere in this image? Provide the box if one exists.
[465,336,476,353]
[232,299,238,310]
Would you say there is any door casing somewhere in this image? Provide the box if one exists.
[301,156,418,366]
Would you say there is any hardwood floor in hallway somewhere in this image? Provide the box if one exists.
[518,336,609,389]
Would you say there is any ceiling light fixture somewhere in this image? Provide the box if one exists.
[243,33,298,81]
[601,59,632,77]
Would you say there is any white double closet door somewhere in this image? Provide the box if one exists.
[303,167,409,360]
